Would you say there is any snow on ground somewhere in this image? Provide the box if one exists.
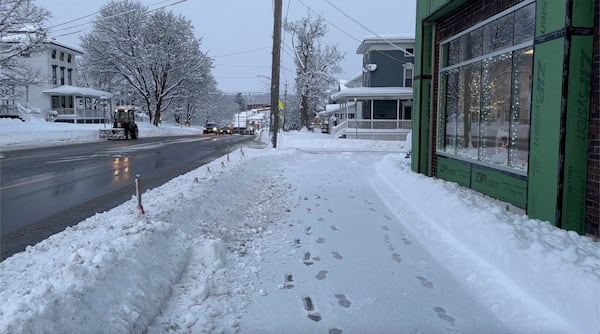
[0,118,599,333]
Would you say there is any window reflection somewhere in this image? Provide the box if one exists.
[438,2,535,173]
[483,14,514,54]
[514,3,536,45]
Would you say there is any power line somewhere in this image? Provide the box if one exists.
[294,0,362,44]
[45,0,188,40]
[323,0,413,56]
[212,47,271,58]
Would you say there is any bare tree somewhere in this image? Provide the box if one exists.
[175,63,217,126]
[285,13,344,129]
[0,0,50,97]
[80,0,214,126]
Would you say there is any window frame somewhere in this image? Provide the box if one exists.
[436,0,535,175]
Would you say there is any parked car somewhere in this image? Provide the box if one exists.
[203,122,221,135]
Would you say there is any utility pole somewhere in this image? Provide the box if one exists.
[270,0,282,148]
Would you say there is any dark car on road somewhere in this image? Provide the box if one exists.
[221,125,233,135]
[203,122,221,135]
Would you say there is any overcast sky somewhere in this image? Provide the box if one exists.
[38,0,416,94]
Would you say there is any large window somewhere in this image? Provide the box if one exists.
[437,1,535,173]
[52,65,57,85]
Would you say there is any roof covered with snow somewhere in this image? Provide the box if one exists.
[42,85,112,98]
[331,87,413,101]
[357,35,415,54]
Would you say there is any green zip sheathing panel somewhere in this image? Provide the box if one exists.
[527,37,564,225]
[471,166,528,209]
[528,0,594,233]
[562,35,593,232]
[559,0,594,233]
[527,0,570,225]
[436,156,471,187]
[436,156,528,208]
[536,0,566,35]
[412,21,434,175]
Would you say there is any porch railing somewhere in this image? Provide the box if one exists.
[51,107,105,121]
[347,119,412,130]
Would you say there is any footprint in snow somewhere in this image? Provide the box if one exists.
[334,294,352,308]
[433,306,456,325]
[417,276,434,289]
[331,251,343,260]
[315,270,328,280]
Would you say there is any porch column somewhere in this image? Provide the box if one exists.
[73,95,78,122]
[370,98,374,129]
[397,98,400,129]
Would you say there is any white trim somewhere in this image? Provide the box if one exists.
[441,41,534,72]
[331,87,413,101]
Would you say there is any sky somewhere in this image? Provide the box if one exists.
[1,115,599,333]
[36,0,416,95]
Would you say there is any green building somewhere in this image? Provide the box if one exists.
[412,0,599,237]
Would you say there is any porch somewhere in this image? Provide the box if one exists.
[334,119,412,140]
[328,87,413,141]
[43,85,113,123]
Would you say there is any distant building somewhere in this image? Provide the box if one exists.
[411,0,599,237]
[1,38,112,123]
[330,35,414,140]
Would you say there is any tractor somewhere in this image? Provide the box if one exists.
[99,106,139,140]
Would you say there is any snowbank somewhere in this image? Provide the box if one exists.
[373,155,600,334]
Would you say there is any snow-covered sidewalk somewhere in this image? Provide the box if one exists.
[0,121,599,333]
[240,151,534,333]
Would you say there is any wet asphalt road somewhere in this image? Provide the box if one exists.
[0,134,254,260]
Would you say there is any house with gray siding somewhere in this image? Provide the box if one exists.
[331,35,415,140]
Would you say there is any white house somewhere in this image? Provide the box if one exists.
[3,38,112,123]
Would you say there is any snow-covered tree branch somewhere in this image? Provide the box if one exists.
[0,0,50,95]
[80,0,214,126]
[285,13,343,129]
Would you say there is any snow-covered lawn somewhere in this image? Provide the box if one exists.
[0,118,599,333]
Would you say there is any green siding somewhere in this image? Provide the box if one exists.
[562,35,593,232]
[436,156,528,208]
[535,0,567,36]
[412,18,433,175]
[436,157,470,187]
[527,38,565,225]
[572,0,595,28]
[471,167,528,208]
